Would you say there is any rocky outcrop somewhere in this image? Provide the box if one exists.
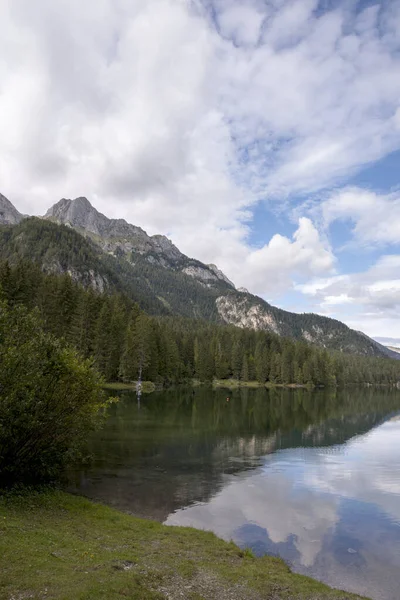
[216,295,281,334]
[43,259,108,293]
[66,268,108,294]
[207,264,235,288]
[302,326,325,344]
[182,265,224,285]
[0,193,24,225]
[216,292,397,359]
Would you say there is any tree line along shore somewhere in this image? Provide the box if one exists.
[1,259,400,390]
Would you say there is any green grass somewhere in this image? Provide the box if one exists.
[212,379,265,389]
[212,379,309,390]
[0,490,367,600]
[103,381,156,393]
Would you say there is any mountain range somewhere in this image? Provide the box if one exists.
[0,192,397,359]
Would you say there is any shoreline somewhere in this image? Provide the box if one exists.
[102,381,156,392]
[102,379,312,392]
[103,379,400,393]
[0,489,367,600]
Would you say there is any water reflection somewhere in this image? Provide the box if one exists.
[70,387,400,600]
[167,419,400,599]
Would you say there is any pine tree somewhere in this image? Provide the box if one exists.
[69,288,99,357]
[107,295,129,381]
[93,301,113,377]
[195,337,214,381]
[119,310,138,381]
[241,354,249,381]
[281,344,294,383]
[269,353,282,383]
[231,339,242,380]
[131,314,154,382]
[302,358,314,386]
[214,338,229,379]
[248,354,256,381]
[255,342,268,383]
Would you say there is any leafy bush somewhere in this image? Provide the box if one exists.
[0,301,107,486]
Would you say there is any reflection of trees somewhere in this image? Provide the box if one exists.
[69,387,400,520]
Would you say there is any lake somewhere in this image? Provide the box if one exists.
[69,386,400,600]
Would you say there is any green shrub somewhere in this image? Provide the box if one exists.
[0,301,107,486]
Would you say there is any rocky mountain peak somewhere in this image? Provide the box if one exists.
[44,196,234,288]
[45,197,126,237]
[0,193,24,225]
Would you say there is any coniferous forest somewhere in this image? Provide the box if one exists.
[1,259,400,387]
[0,217,393,359]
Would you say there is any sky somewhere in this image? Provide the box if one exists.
[1,0,400,343]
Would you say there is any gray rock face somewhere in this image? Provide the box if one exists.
[45,197,234,288]
[45,259,108,293]
[182,265,222,285]
[216,295,281,334]
[150,234,183,262]
[216,292,393,358]
[207,264,235,288]
[45,197,147,239]
[0,193,24,225]
[45,197,186,262]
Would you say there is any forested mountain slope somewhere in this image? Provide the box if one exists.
[0,192,396,359]
[1,260,400,386]
[0,218,224,321]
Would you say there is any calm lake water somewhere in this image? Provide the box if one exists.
[70,387,400,600]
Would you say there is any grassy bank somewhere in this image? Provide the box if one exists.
[212,379,310,390]
[103,381,156,393]
[0,490,366,600]
[103,380,309,394]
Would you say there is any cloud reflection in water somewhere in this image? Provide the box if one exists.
[166,419,400,600]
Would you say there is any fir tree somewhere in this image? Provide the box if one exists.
[241,355,249,381]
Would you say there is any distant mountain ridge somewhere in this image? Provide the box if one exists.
[0,192,396,359]
[386,346,400,355]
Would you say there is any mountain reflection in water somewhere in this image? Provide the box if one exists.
[70,387,400,600]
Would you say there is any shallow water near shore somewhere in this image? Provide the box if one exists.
[69,386,400,600]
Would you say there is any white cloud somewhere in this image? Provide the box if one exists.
[219,1,400,197]
[239,217,335,295]
[321,187,400,247]
[216,2,266,46]
[0,0,400,298]
[297,254,400,337]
